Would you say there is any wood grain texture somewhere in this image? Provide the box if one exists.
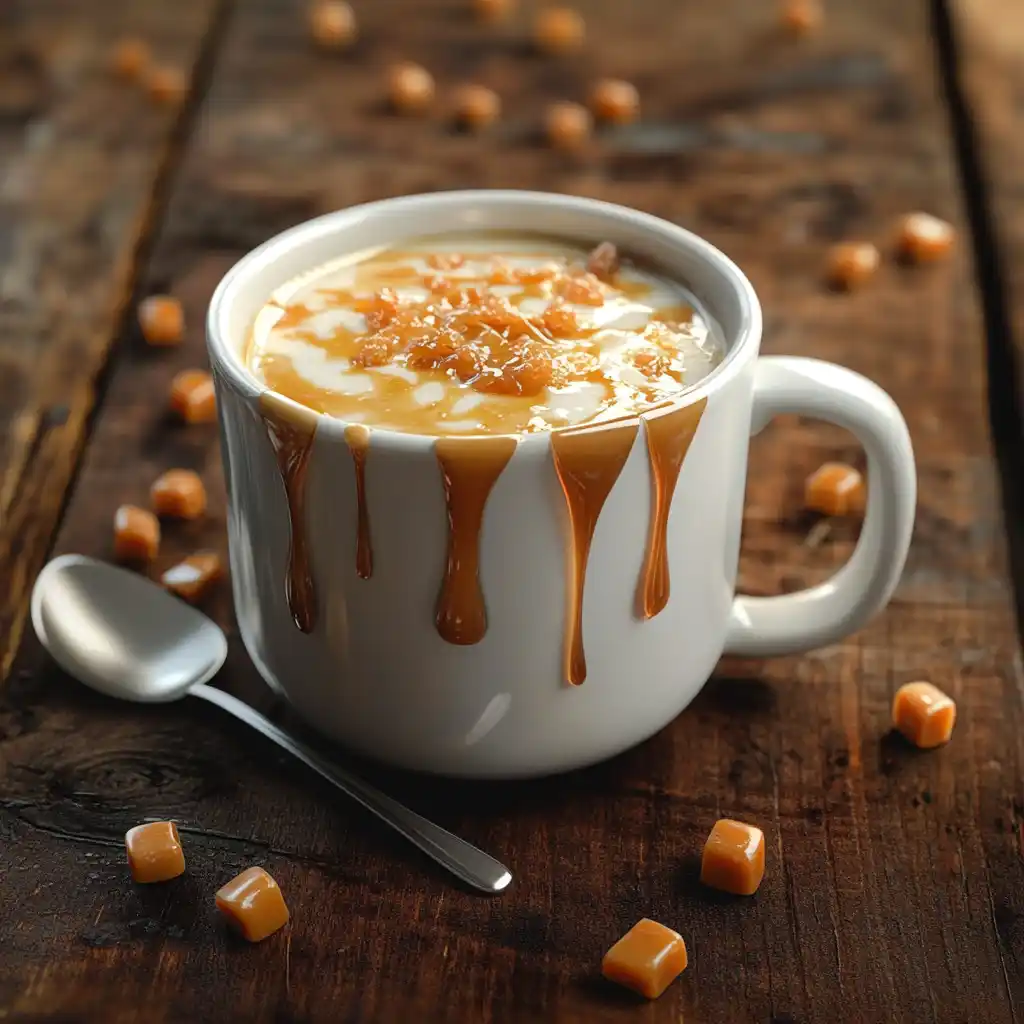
[0,0,224,682]
[2,0,1023,1021]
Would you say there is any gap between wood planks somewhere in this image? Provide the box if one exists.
[0,0,239,683]
[930,0,1024,643]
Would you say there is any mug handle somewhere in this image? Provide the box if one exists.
[725,356,916,657]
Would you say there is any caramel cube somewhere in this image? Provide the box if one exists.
[216,867,289,942]
[170,369,217,423]
[162,552,223,603]
[893,681,956,748]
[125,821,185,883]
[827,242,880,290]
[781,0,822,36]
[805,461,864,516]
[113,504,161,562]
[896,212,955,263]
[138,295,184,346]
[110,38,150,81]
[601,918,688,1000]
[700,818,765,895]
[151,469,207,519]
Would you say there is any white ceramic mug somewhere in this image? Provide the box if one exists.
[207,191,916,778]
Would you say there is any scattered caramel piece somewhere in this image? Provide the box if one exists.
[893,681,956,749]
[544,101,592,151]
[138,295,184,346]
[162,552,222,603]
[700,818,765,895]
[110,38,150,81]
[453,84,501,132]
[827,242,880,290]
[586,241,620,281]
[534,7,585,55]
[146,66,187,105]
[473,0,512,21]
[632,349,670,378]
[151,469,207,519]
[169,369,217,423]
[781,0,822,36]
[113,504,161,563]
[309,1,356,50]
[554,271,604,305]
[388,62,435,115]
[216,867,289,942]
[426,253,466,271]
[125,822,185,883]
[602,919,688,1000]
[805,461,864,517]
[896,212,955,264]
[541,304,579,337]
[589,79,640,125]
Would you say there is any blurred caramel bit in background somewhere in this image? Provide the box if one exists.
[146,66,187,105]
[473,0,514,22]
[170,369,217,423]
[602,918,688,999]
[534,7,586,55]
[453,84,501,131]
[389,62,436,115]
[589,79,640,125]
[309,1,357,51]
[139,295,185,346]
[110,38,150,81]
[893,682,956,749]
[827,242,880,290]
[781,0,823,37]
[162,552,223,603]
[804,462,864,517]
[700,818,766,895]
[544,100,592,151]
[113,504,160,563]
[151,469,207,519]
[896,212,955,263]
[586,241,620,281]
[216,867,290,943]
[125,822,185,883]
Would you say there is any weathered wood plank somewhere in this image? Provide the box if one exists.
[2,0,1023,1021]
[0,0,225,681]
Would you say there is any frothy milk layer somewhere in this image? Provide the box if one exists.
[246,235,722,435]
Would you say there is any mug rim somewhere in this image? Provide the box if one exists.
[206,189,763,450]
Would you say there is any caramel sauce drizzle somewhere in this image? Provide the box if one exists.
[259,393,319,633]
[434,436,519,645]
[638,398,707,619]
[551,418,640,685]
[344,424,373,579]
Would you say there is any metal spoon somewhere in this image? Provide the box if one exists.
[30,554,511,895]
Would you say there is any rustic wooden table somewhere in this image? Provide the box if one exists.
[3,0,1024,1021]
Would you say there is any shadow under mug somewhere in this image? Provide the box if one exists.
[206,190,916,779]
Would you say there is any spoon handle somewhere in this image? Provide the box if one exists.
[189,683,511,895]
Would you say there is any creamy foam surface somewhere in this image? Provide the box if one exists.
[246,234,722,436]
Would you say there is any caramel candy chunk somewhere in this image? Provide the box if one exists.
[110,38,150,81]
[113,504,161,563]
[781,0,822,36]
[586,241,620,281]
[893,681,956,748]
[389,62,435,115]
[170,369,217,423]
[534,7,585,54]
[453,84,501,132]
[309,1,356,50]
[589,79,640,125]
[473,0,513,22]
[162,552,223,603]
[602,918,688,1000]
[896,212,955,263]
[151,469,207,519]
[146,66,187,105]
[544,101,592,152]
[139,295,184,346]
[805,461,864,517]
[125,821,185,883]
[216,867,289,942]
[827,242,880,290]
[700,818,765,895]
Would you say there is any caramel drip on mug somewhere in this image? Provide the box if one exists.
[344,424,373,579]
[258,393,319,633]
[551,419,640,685]
[435,436,519,645]
[638,399,707,619]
